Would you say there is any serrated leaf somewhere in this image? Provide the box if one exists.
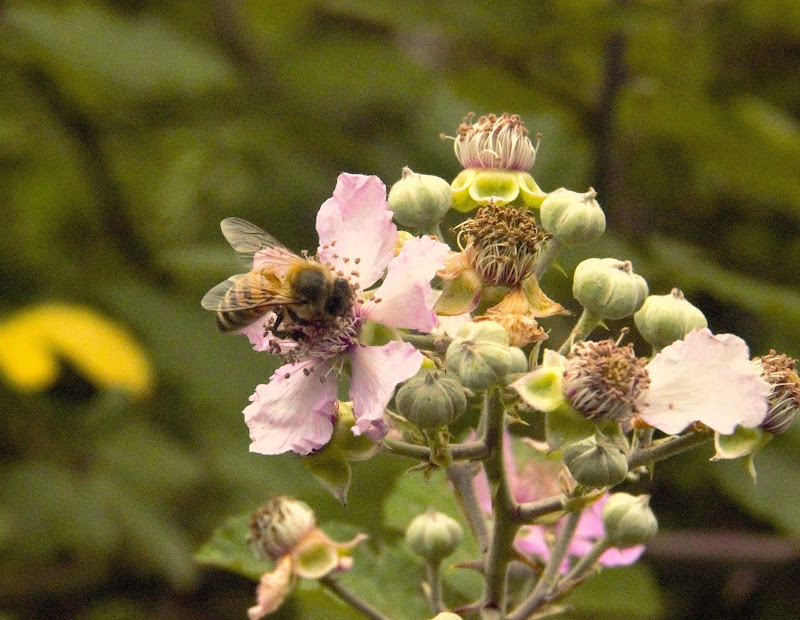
[195,512,270,581]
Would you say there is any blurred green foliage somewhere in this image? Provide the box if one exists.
[1,0,799,618]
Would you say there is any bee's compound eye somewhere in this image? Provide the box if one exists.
[325,278,353,316]
[293,268,327,302]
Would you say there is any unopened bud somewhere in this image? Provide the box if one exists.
[634,289,707,350]
[445,321,512,391]
[540,188,606,246]
[573,258,648,320]
[389,167,452,230]
[562,436,628,488]
[601,493,658,548]
[249,496,316,560]
[508,346,529,374]
[405,510,463,564]
[395,372,467,431]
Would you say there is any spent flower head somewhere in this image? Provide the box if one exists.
[753,351,800,434]
[449,113,547,211]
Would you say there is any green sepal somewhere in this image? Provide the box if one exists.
[545,402,596,453]
[516,172,547,208]
[712,426,772,482]
[468,169,520,206]
[512,366,564,412]
[304,453,353,505]
[451,169,478,212]
[434,269,482,316]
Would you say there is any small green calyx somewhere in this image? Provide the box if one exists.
[540,187,606,246]
[405,510,464,565]
[395,372,467,431]
[562,435,629,489]
[445,321,512,391]
[601,493,658,548]
[388,167,453,230]
[451,169,545,212]
[634,288,707,351]
[573,258,649,320]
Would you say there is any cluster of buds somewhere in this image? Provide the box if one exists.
[204,112,798,619]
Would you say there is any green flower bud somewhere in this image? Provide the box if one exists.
[395,372,467,431]
[446,321,512,391]
[634,288,707,350]
[562,436,628,488]
[405,510,463,565]
[540,188,606,246]
[573,258,648,320]
[249,496,316,560]
[430,614,463,620]
[388,167,453,229]
[601,493,658,548]
[508,346,529,374]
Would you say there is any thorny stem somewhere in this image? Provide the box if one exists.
[557,308,602,355]
[628,428,713,469]
[507,510,582,620]
[448,463,490,553]
[514,495,569,524]
[382,438,490,461]
[320,576,392,620]
[480,388,519,619]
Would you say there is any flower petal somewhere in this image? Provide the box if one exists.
[348,341,422,438]
[244,360,338,455]
[248,555,294,620]
[641,328,771,435]
[366,235,450,332]
[316,174,397,290]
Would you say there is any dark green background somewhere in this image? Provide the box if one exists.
[1,1,799,618]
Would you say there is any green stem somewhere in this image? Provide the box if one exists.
[480,388,519,619]
[320,576,392,620]
[507,510,581,620]
[427,561,445,614]
[514,495,568,524]
[557,309,602,355]
[382,438,490,462]
[562,534,609,584]
[628,428,712,468]
[448,463,490,552]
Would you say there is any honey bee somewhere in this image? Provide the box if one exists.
[201,218,354,335]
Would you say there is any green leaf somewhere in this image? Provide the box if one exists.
[304,454,353,505]
[6,4,235,105]
[561,564,664,619]
[195,512,270,581]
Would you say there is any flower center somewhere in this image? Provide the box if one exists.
[563,340,650,422]
[754,351,800,434]
[456,203,549,287]
[454,113,538,171]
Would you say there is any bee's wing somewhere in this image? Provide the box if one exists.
[201,272,294,312]
[220,218,289,256]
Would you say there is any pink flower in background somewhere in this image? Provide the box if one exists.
[241,174,449,455]
[474,433,644,570]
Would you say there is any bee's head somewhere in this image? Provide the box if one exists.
[325,277,353,318]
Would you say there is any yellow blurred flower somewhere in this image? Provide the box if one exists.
[0,303,154,398]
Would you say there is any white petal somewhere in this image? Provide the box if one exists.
[316,174,397,290]
[348,341,422,438]
[366,235,450,332]
[641,328,770,435]
[244,360,338,455]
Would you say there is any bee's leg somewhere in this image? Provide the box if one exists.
[286,307,313,326]
[271,308,307,341]
[271,309,285,334]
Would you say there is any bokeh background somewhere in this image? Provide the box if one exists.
[1,1,800,618]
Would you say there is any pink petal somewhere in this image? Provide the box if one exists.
[366,235,450,332]
[316,174,397,290]
[244,360,338,455]
[641,328,771,435]
[515,525,550,558]
[598,544,645,567]
[348,341,422,438]
[248,556,294,620]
